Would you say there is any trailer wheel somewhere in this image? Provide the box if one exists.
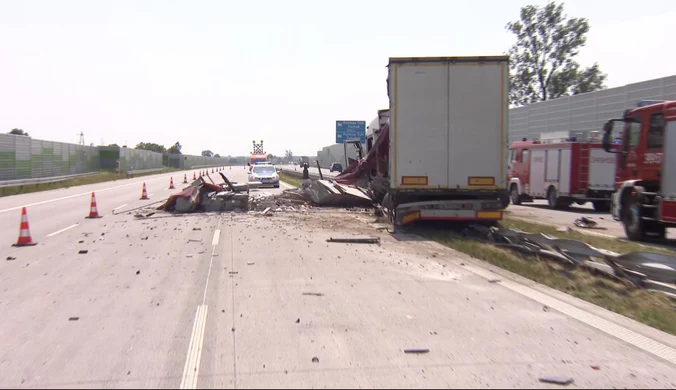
[510,185,521,205]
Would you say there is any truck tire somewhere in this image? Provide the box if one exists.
[622,190,645,241]
[510,185,521,205]
[592,201,611,212]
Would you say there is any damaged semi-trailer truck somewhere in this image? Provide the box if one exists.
[358,56,510,229]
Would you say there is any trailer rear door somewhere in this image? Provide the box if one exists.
[660,119,676,223]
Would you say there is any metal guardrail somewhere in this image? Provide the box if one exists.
[125,167,166,177]
[0,172,99,188]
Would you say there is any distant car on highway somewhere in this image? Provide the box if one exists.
[329,162,343,173]
[249,164,280,188]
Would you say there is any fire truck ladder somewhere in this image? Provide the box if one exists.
[578,143,590,190]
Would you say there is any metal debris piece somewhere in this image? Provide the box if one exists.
[327,237,380,244]
[488,279,501,283]
[6,256,16,261]
[295,318,300,324]
[136,270,140,275]
[539,376,574,386]
[312,357,319,363]
[262,207,273,216]
[78,250,88,254]
[68,317,79,321]
[404,349,430,354]
[247,262,255,265]
[574,216,605,230]
[302,292,324,297]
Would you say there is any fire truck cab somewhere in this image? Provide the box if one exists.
[507,134,616,211]
[601,100,676,241]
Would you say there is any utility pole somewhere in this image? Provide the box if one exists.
[77,132,85,145]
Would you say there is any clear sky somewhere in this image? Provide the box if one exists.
[1,0,673,156]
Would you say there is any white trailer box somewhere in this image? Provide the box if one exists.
[388,56,508,191]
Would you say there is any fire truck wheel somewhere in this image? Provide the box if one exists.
[510,185,521,205]
[592,201,611,212]
[622,192,645,241]
[547,187,559,209]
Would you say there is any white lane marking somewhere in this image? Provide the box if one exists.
[0,172,181,214]
[46,223,79,237]
[148,193,154,198]
[464,263,676,365]
[113,203,128,211]
[180,304,208,389]
[180,220,222,389]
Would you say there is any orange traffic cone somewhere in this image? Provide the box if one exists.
[183,174,188,184]
[12,207,37,247]
[193,172,196,180]
[85,192,103,219]
[169,177,175,189]
[140,183,149,200]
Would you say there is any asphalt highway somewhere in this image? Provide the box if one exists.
[1,167,675,388]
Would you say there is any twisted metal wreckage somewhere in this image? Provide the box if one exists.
[154,171,676,299]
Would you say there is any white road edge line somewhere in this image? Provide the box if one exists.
[463,263,676,365]
[46,223,79,237]
[179,220,222,389]
[113,203,128,211]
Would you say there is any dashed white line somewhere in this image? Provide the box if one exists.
[212,229,221,246]
[180,305,208,389]
[113,203,128,211]
[46,223,79,237]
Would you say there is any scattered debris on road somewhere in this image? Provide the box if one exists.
[311,357,319,363]
[136,270,140,275]
[78,250,88,255]
[327,237,380,244]
[295,318,300,324]
[68,317,79,321]
[6,256,16,261]
[488,279,501,283]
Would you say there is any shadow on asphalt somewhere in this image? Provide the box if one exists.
[518,203,610,215]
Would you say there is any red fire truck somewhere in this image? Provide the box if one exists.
[601,100,676,241]
[507,134,616,210]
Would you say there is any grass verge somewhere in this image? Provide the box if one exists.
[413,219,676,336]
[0,168,179,198]
[279,172,302,188]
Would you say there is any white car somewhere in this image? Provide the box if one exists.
[249,164,280,188]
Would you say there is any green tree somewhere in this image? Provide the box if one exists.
[214,153,221,158]
[108,143,120,148]
[201,150,213,157]
[8,128,29,136]
[167,141,182,154]
[506,1,607,106]
[135,142,166,153]
[284,149,293,160]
